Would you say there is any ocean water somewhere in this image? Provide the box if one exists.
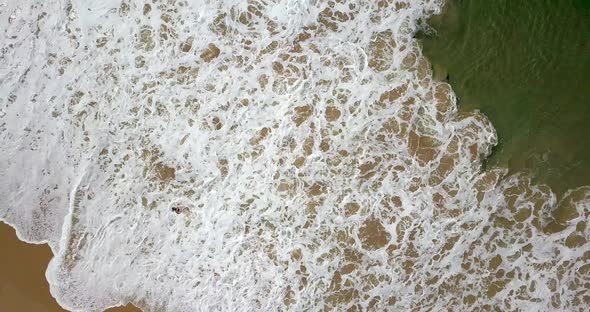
[420,0,590,197]
[0,1,588,311]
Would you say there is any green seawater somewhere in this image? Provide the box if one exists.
[420,0,590,197]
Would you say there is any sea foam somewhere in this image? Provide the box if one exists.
[0,0,588,311]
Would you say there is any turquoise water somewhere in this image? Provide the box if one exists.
[421,0,590,197]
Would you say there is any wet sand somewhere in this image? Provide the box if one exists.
[105,304,142,312]
[0,221,142,312]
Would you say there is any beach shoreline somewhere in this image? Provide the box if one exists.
[0,221,142,312]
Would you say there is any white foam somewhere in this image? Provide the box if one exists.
[0,0,588,311]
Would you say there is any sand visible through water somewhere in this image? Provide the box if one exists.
[1,1,589,311]
[420,0,590,197]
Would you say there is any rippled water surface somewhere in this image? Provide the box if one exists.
[421,0,590,197]
[0,1,589,311]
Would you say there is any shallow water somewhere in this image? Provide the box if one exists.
[0,1,589,311]
[421,0,590,197]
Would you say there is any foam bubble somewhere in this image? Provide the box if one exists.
[0,0,588,311]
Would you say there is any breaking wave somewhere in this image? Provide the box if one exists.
[0,0,588,311]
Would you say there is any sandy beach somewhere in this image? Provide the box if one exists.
[0,222,141,312]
